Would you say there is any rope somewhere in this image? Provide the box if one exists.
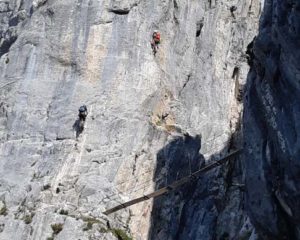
[0,80,17,90]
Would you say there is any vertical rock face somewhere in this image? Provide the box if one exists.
[244,0,300,239]
[0,0,265,239]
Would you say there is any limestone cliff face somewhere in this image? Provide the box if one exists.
[244,0,300,239]
[0,0,265,239]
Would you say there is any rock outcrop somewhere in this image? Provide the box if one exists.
[244,0,300,239]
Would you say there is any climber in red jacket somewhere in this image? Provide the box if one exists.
[151,30,161,55]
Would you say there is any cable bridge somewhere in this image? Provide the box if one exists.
[103,149,242,215]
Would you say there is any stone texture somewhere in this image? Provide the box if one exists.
[0,0,271,239]
[244,0,300,239]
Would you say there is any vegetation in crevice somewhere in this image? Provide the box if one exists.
[110,228,133,240]
[0,202,7,216]
[51,223,63,235]
[23,212,35,224]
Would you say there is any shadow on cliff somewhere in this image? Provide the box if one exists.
[148,134,204,240]
[148,133,242,240]
[242,0,300,239]
[72,119,83,138]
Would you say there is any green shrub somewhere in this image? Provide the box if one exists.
[23,213,34,224]
[51,223,63,235]
[82,217,103,231]
[0,205,7,216]
[83,221,93,231]
[82,216,102,225]
[99,227,108,233]
[111,228,132,240]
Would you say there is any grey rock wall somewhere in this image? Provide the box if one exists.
[244,0,300,239]
[0,0,262,239]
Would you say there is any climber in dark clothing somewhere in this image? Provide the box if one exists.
[78,105,88,122]
[230,5,237,18]
[73,105,88,138]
